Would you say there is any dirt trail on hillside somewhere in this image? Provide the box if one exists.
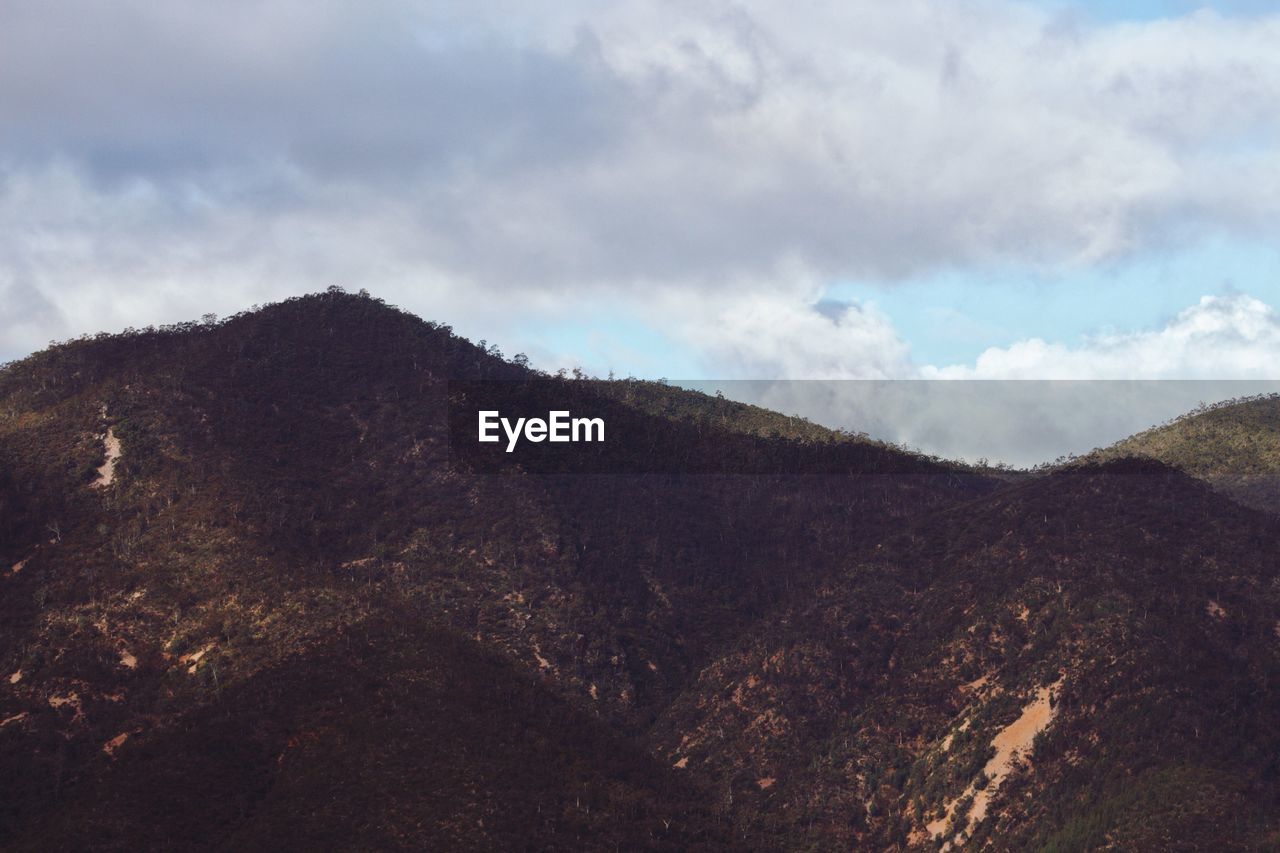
[179,644,215,674]
[970,682,1057,823]
[102,732,130,756]
[928,680,1061,845]
[93,426,121,488]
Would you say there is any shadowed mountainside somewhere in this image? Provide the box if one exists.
[2,290,1279,850]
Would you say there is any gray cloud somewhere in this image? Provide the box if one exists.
[680,378,1280,467]
[0,4,628,185]
[4,0,1280,368]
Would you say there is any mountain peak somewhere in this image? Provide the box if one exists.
[3,301,1280,849]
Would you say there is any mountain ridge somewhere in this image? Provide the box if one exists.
[1091,393,1280,514]
[3,290,1279,850]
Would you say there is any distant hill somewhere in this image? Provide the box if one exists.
[1092,394,1280,513]
[2,290,1278,850]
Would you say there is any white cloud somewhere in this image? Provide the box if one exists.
[675,290,1280,465]
[4,0,1280,377]
[650,288,1280,382]
[700,373,1280,466]
[650,275,912,379]
[929,294,1280,378]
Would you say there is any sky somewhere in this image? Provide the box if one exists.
[4,0,1280,454]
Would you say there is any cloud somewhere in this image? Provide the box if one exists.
[650,287,1280,382]
[929,294,1280,378]
[667,290,1280,464]
[690,374,1280,466]
[654,279,913,379]
[4,0,1280,371]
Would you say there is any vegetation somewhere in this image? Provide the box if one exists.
[2,290,1279,849]
[1090,393,1280,513]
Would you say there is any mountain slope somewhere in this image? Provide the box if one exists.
[4,292,1280,850]
[0,291,996,848]
[1094,394,1280,514]
[649,458,1280,849]
[8,616,726,851]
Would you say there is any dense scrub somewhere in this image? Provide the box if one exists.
[3,291,1279,849]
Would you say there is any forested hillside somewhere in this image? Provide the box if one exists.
[2,291,1278,850]
[1094,394,1280,514]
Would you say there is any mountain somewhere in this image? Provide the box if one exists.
[1093,394,1280,514]
[2,290,1279,850]
[654,457,1280,849]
